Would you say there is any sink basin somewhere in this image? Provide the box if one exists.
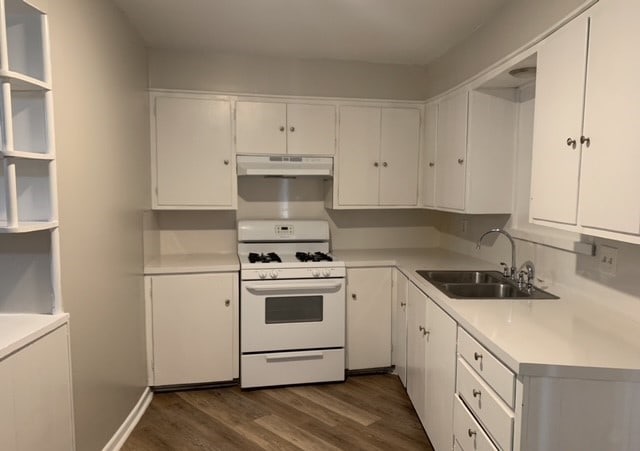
[441,283,530,298]
[416,270,504,284]
[416,270,558,300]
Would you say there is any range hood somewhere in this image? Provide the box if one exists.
[237,155,333,177]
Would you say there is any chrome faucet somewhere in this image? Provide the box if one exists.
[476,228,517,279]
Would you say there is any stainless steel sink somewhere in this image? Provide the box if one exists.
[416,270,504,284]
[416,270,558,300]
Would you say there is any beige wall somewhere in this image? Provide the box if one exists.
[147,178,441,257]
[48,0,149,449]
[149,49,429,100]
[423,0,592,98]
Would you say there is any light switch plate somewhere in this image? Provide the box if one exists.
[598,245,618,276]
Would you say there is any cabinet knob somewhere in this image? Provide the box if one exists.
[382,162,388,167]
[290,126,295,132]
[474,352,483,361]
[580,135,591,146]
[225,299,231,307]
[472,389,482,398]
[418,325,424,332]
[428,162,435,167]
[279,126,285,132]
[423,329,430,337]
[566,137,577,148]
[468,429,477,438]
[400,301,406,307]
[223,159,229,165]
[351,293,357,300]
[374,162,379,167]
[457,158,464,164]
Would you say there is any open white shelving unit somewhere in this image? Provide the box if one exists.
[0,0,61,314]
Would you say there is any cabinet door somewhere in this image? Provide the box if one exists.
[529,14,589,225]
[579,0,640,235]
[379,108,420,205]
[406,282,427,423]
[425,298,457,451]
[235,101,287,155]
[286,103,336,155]
[435,91,468,211]
[346,267,392,370]
[422,102,437,207]
[154,96,234,208]
[392,269,409,387]
[151,273,235,385]
[2,326,74,451]
[337,106,381,206]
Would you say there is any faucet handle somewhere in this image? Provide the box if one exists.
[500,262,509,277]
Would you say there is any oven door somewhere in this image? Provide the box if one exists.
[241,278,345,353]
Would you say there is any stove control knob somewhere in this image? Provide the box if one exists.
[258,271,267,279]
[269,270,279,279]
[311,269,320,278]
[322,269,331,277]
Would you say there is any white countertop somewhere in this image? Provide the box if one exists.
[144,253,239,274]
[334,248,640,382]
[0,313,69,361]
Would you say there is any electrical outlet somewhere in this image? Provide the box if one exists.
[461,219,468,233]
[598,245,618,276]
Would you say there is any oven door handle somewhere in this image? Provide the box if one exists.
[245,282,343,294]
[265,351,324,362]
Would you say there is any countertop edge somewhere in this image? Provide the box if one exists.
[0,313,69,361]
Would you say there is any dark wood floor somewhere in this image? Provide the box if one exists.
[122,374,433,450]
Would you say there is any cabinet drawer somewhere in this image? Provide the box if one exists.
[241,349,345,388]
[457,357,513,451]
[454,395,498,451]
[458,328,515,407]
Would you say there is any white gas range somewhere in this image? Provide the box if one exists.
[238,220,346,389]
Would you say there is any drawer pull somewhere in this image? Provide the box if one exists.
[472,389,482,398]
[474,352,483,361]
[468,428,477,438]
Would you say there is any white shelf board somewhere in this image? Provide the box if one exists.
[1,149,53,160]
[0,220,57,233]
[0,69,49,91]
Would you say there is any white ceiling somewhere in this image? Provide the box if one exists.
[113,0,512,65]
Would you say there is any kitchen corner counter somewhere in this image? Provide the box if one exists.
[144,253,240,275]
[333,247,640,382]
[0,313,69,361]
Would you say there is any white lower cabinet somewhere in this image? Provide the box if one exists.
[145,272,238,386]
[392,269,409,386]
[407,282,428,422]
[346,267,392,370]
[406,281,457,451]
[0,325,74,451]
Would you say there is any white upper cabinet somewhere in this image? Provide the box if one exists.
[335,105,421,208]
[421,102,437,208]
[379,108,421,205]
[235,100,336,156]
[530,0,640,241]
[530,13,589,225]
[337,106,380,205]
[579,0,640,235]
[427,88,516,214]
[435,90,468,211]
[151,93,236,210]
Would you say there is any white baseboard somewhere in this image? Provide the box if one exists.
[102,387,153,451]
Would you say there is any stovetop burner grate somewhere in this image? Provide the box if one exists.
[295,251,333,262]
[248,252,282,263]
